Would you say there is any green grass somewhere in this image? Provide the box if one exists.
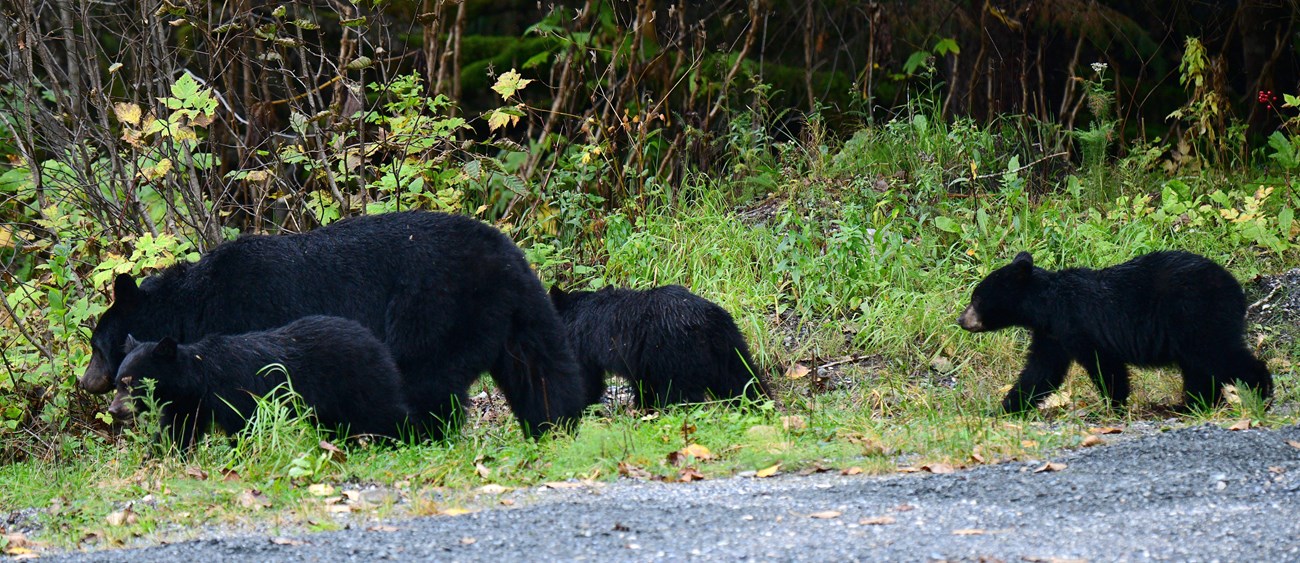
[4,112,1300,554]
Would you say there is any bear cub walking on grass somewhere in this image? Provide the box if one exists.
[549,285,769,409]
[109,315,415,449]
[958,251,1272,414]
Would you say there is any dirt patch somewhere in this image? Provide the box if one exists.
[1247,268,1300,345]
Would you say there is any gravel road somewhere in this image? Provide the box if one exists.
[47,423,1300,562]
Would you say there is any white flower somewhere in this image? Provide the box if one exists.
[1091,62,1108,74]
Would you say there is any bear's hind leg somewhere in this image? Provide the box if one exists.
[1001,335,1073,414]
[1077,353,1132,410]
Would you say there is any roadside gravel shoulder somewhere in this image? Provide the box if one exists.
[45,422,1300,562]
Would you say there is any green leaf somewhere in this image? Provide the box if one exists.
[903,50,930,75]
[522,51,550,69]
[933,216,960,233]
[340,16,367,27]
[171,72,200,100]
[1279,206,1294,239]
[933,38,960,56]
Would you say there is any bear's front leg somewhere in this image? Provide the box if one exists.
[1001,334,1073,414]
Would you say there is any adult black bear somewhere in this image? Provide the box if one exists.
[957,251,1272,413]
[109,316,414,448]
[549,285,769,408]
[83,211,585,439]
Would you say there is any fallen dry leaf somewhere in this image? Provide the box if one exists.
[1089,426,1123,435]
[1021,440,1039,448]
[1286,440,1300,450]
[184,466,208,480]
[808,510,841,519]
[500,498,515,506]
[1081,435,1104,447]
[1228,419,1253,431]
[681,443,714,459]
[326,504,352,514]
[841,466,863,476]
[896,466,921,473]
[781,415,807,431]
[755,463,781,478]
[951,528,986,536]
[270,537,304,546]
[1034,462,1067,473]
[238,489,272,510]
[319,440,346,463]
[308,483,334,496]
[894,504,916,512]
[441,507,473,516]
[366,525,400,533]
[460,536,476,545]
[105,506,137,527]
[478,484,508,494]
[618,462,652,480]
[476,462,492,479]
[970,452,986,463]
[678,467,705,482]
[220,468,241,482]
[921,463,955,474]
[542,481,584,489]
[859,516,896,525]
[784,363,811,379]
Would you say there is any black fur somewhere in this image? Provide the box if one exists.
[958,250,1273,413]
[84,211,585,439]
[550,285,769,408]
[108,316,413,448]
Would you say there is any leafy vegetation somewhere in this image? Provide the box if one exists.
[3,0,1300,555]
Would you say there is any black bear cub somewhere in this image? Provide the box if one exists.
[549,285,769,409]
[958,251,1272,414]
[109,315,415,449]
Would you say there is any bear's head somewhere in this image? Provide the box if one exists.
[107,335,179,420]
[81,274,144,394]
[958,251,1037,333]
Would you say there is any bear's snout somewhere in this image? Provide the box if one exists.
[957,305,984,332]
[107,389,134,420]
[78,353,115,394]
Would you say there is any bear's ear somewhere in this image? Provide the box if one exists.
[1012,252,1033,268]
[123,334,140,354]
[113,274,141,309]
[153,337,178,360]
[1009,252,1033,280]
[548,285,567,304]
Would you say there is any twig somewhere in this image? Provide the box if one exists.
[1247,282,1283,314]
[948,151,1068,187]
[817,355,869,371]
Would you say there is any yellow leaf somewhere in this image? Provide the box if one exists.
[921,463,955,474]
[784,363,811,379]
[809,510,841,519]
[307,483,334,496]
[442,508,472,516]
[680,443,713,460]
[841,466,863,476]
[491,69,533,100]
[486,108,519,132]
[755,463,780,478]
[1033,461,1067,473]
[114,102,142,125]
